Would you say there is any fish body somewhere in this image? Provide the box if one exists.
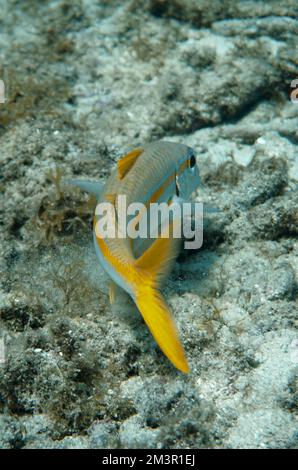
[69,141,201,372]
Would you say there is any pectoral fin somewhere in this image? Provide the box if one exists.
[64,178,104,196]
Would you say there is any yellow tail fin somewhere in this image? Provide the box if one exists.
[135,289,189,373]
[134,226,189,373]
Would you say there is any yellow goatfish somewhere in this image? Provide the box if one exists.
[67,141,201,373]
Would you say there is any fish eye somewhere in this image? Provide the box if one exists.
[189,154,196,168]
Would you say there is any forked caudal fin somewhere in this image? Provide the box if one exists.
[133,223,189,373]
[135,289,189,373]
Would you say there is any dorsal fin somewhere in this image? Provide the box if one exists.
[117,147,143,180]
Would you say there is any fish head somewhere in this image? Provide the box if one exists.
[176,146,201,200]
